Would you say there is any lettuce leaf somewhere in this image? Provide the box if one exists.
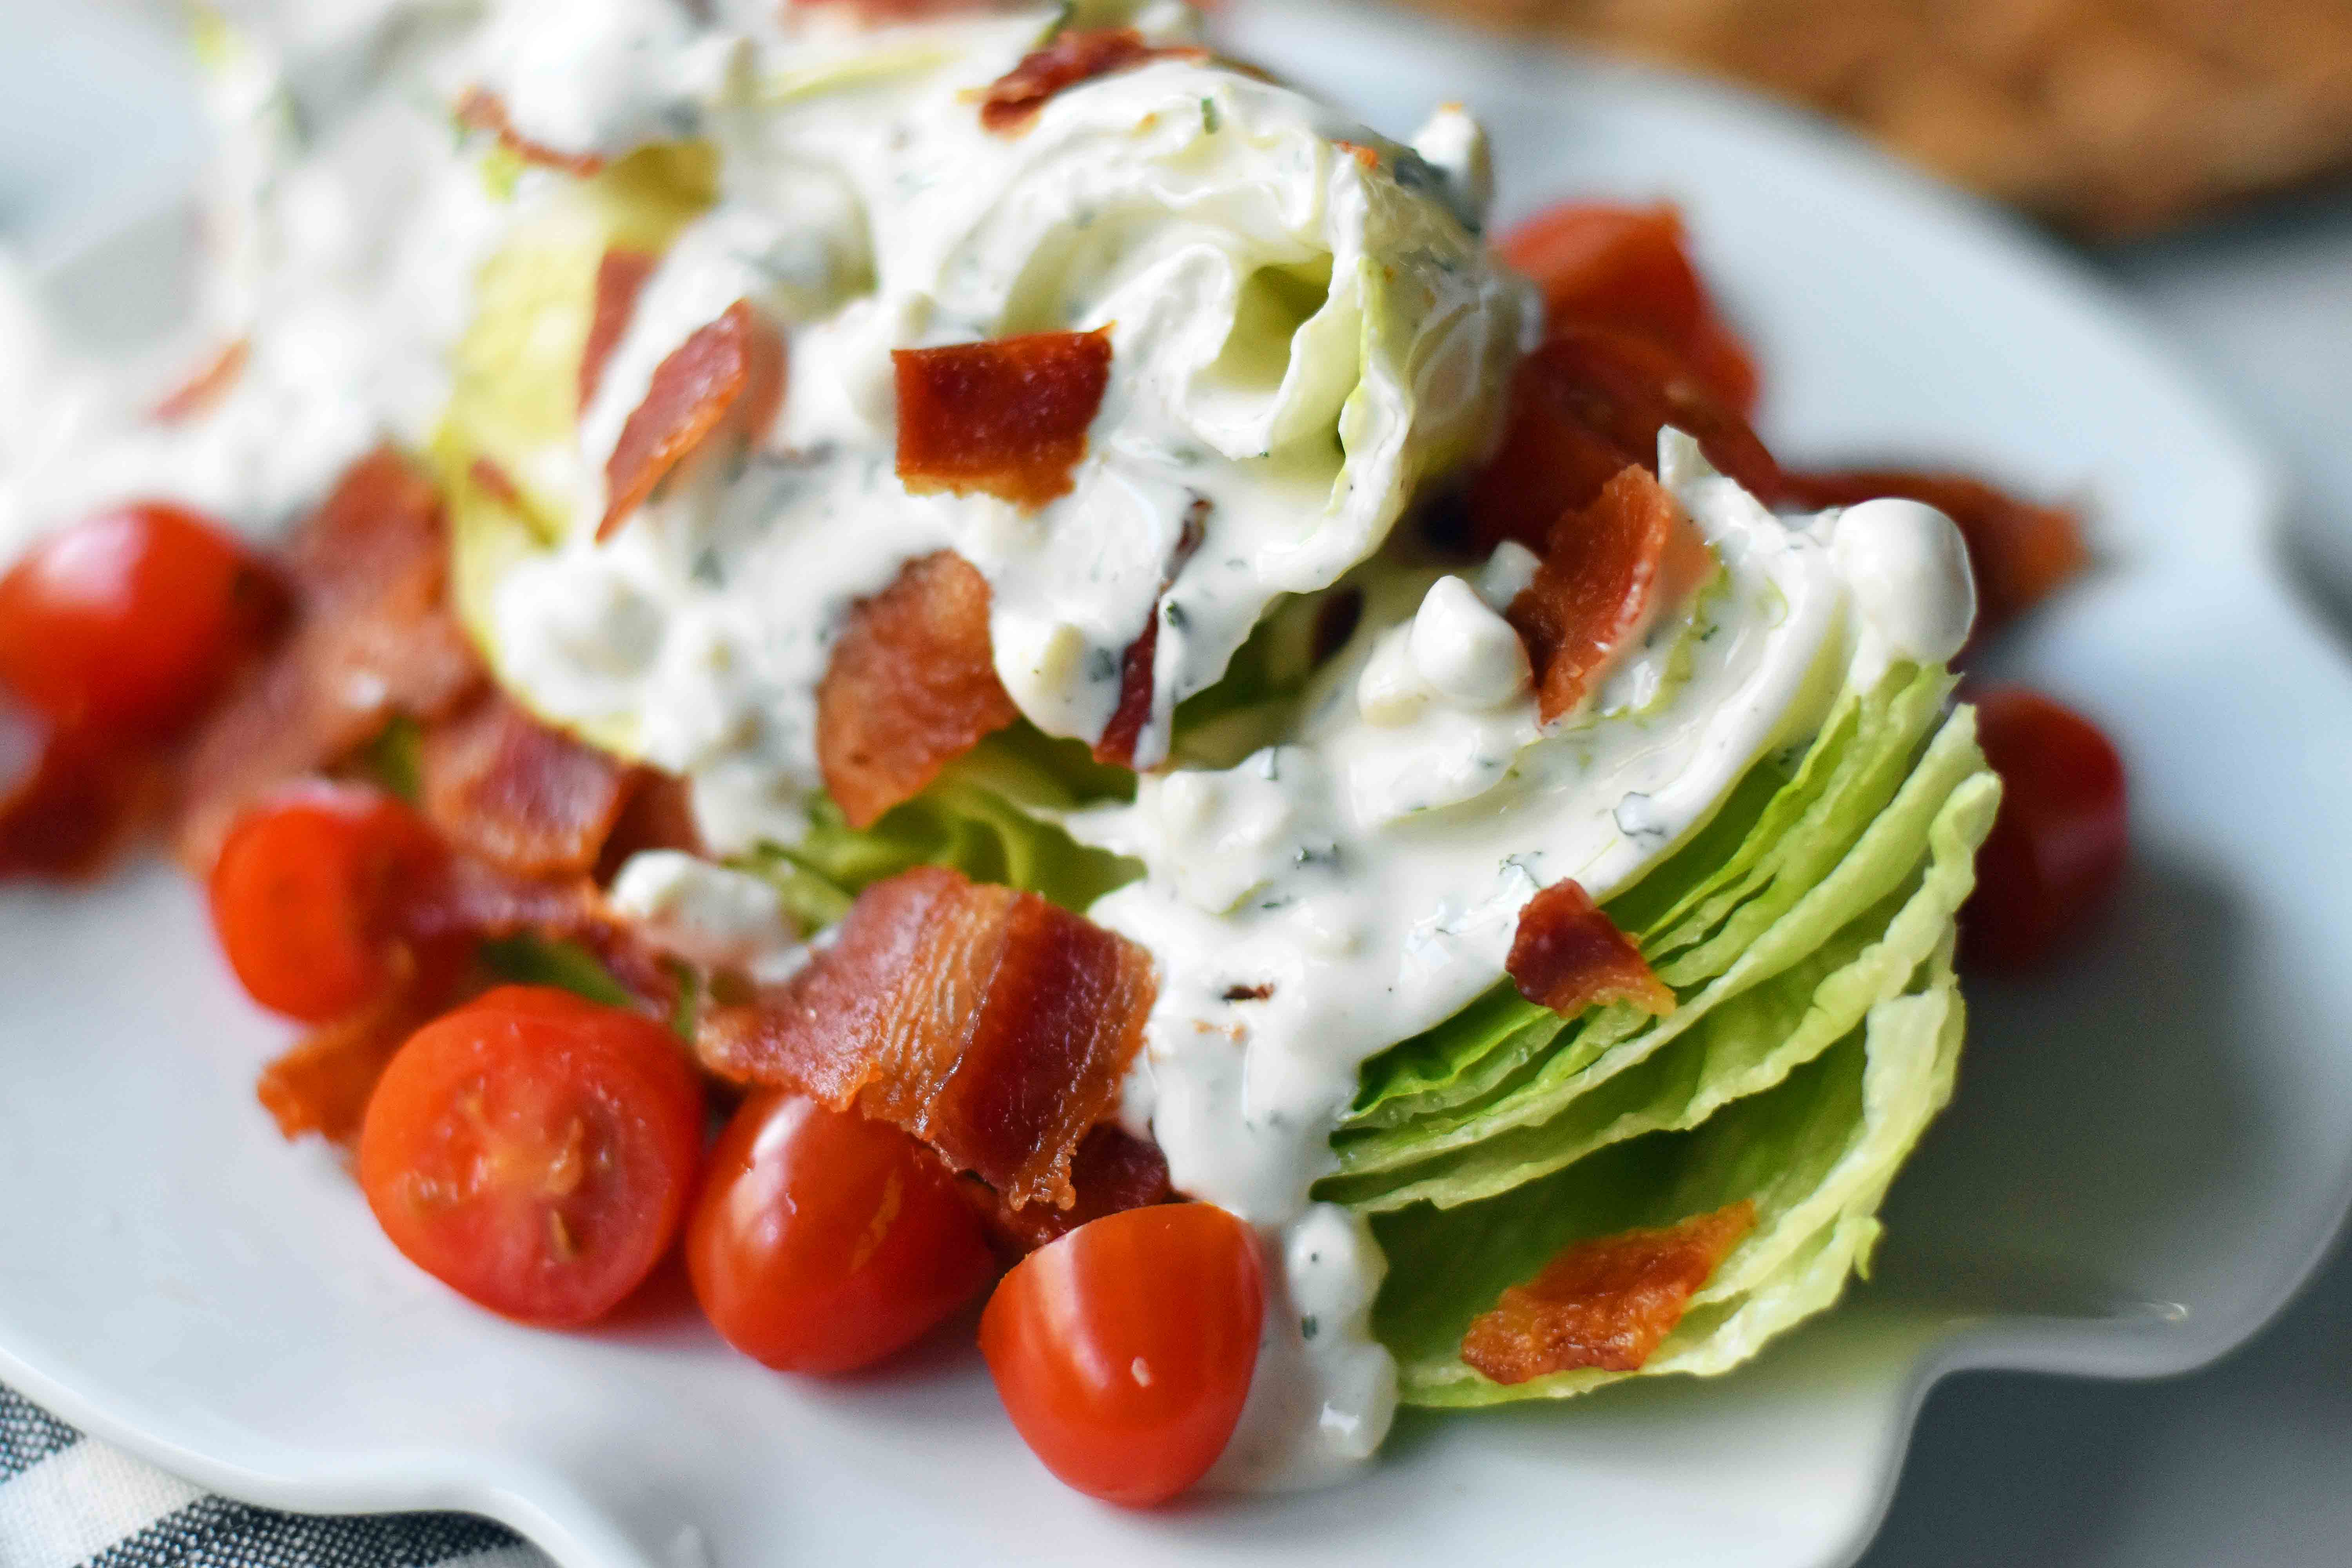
[1326,664,1998,1408]
[737,723,1140,926]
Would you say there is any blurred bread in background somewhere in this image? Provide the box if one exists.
[1400,0,2352,235]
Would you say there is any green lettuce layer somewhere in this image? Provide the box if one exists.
[1323,663,1998,1406]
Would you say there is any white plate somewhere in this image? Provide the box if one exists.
[5,3,2350,1566]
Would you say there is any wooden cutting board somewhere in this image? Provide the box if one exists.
[1392,0,2352,236]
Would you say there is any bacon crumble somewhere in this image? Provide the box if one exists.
[817,550,1019,830]
[1506,876,1675,1019]
[421,694,642,878]
[979,1123,1173,1255]
[455,87,607,178]
[893,328,1112,511]
[152,340,250,424]
[1461,1201,1757,1382]
[1094,494,1208,768]
[599,300,786,542]
[695,864,1157,1210]
[978,28,1205,135]
[174,448,485,867]
[579,248,658,412]
[1506,465,1708,726]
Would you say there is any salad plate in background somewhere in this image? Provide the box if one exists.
[3,2,2351,1566]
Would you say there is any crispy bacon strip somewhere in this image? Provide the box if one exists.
[599,300,785,541]
[1461,1201,1756,1382]
[1507,876,1675,1019]
[152,339,250,424]
[1467,326,1781,556]
[1506,465,1708,726]
[255,958,456,1145]
[894,328,1111,511]
[421,694,641,878]
[980,1123,1173,1255]
[1093,496,1207,768]
[978,27,1205,135]
[817,551,1018,830]
[579,248,657,412]
[174,448,484,867]
[696,865,1156,1209]
[455,87,606,178]
[1782,467,2089,637]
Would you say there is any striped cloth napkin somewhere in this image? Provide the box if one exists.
[0,1383,548,1568]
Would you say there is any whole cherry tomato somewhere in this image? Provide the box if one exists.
[209,782,446,1022]
[0,695,151,880]
[0,502,279,735]
[980,1202,1263,1507]
[1962,686,2129,971]
[358,985,704,1327]
[687,1091,996,1374]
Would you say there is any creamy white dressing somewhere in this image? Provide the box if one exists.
[0,0,1984,1496]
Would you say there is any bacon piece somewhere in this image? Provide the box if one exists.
[174,448,484,868]
[1461,1201,1756,1382]
[894,328,1111,511]
[978,28,1204,135]
[593,768,703,883]
[255,959,458,1145]
[817,551,1018,830]
[599,300,785,541]
[152,339,250,424]
[579,248,657,412]
[696,865,1156,1209]
[466,457,524,510]
[1466,326,1781,556]
[1506,465,1707,726]
[1093,495,1207,768]
[420,694,640,878]
[1782,468,2089,637]
[1499,203,1759,416]
[979,1123,1174,1255]
[1506,876,1674,1019]
[455,87,606,178]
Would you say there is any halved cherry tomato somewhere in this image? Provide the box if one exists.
[209,782,446,1023]
[687,1090,996,1374]
[0,502,280,735]
[1961,686,2128,971]
[1498,201,1760,414]
[358,985,704,1327]
[979,1202,1263,1507]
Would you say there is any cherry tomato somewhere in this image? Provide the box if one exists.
[1962,686,2128,971]
[209,782,446,1023]
[0,695,150,880]
[687,1091,996,1374]
[0,502,280,735]
[1497,201,1760,413]
[358,985,704,1327]
[979,1202,1263,1507]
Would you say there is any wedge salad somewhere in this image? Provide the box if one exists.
[0,0,2129,1506]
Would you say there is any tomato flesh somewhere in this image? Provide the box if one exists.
[358,985,704,1327]
[1962,686,2128,971]
[0,502,278,735]
[209,782,446,1023]
[980,1202,1263,1506]
[688,1091,996,1374]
